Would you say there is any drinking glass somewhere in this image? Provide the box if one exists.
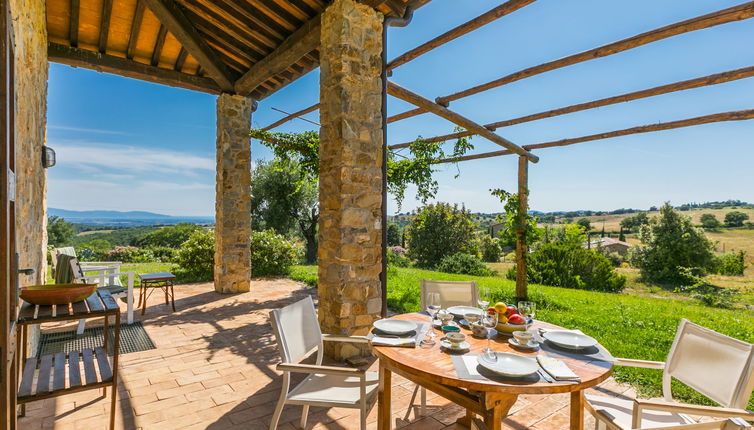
[422,292,441,346]
[481,310,497,357]
[478,286,490,311]
[517,301,536,324]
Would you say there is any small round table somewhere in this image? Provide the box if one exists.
[373,313,613,430]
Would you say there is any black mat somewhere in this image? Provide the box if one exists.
[37,322,156,357]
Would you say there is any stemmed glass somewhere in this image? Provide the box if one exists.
[478,285,490,312]
[517,301,536,324]
[422,292,441,346]
[481,310,497,358]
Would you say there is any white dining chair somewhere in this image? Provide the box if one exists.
[268,296,379,430]
[585,319,754,430]
[408,280,479,418]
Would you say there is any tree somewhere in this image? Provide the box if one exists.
[699,213,721,230]
[136,223,202,248]
[251,158,319,263]
[620,212,649,232]
[724,211,749,227]
[630,203,717,284]
[386,223,402,247]
[406,203,478,268]
[47,216,75,246]
[576,218,591,231]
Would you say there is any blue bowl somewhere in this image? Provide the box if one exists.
[442,325,461,333]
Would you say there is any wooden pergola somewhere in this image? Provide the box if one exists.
[260,0,754,300]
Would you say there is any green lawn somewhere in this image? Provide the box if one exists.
[289,264,754,409]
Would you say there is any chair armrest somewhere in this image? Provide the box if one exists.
[321,334,370,344]
[613,358,665,369]
[80,261,122,266]
[277,363,365,377]
[78,271,135,280]
[635,420,751,430]
[633,399,754,428]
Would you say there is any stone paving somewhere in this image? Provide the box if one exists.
[18,279,639,430]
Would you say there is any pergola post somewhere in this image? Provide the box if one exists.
[214,93,253,294]
[317,0,384,359]
[516,155,529,301]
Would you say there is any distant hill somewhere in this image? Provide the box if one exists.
[49,208,214,226]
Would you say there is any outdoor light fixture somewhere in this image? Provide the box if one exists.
[42,146,56,168]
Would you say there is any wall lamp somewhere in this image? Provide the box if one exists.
[42,146,56,168]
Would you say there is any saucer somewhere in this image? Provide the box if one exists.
[508,337,539,350]
[434,319,459,329]
[440,339,470,351]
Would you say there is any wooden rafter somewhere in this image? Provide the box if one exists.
[433,108,754,164]
[69,0,80,47]
[98,0,113,53]
[151,25,168,66]
[126,0,145,60]
[174,47,188,71]
[387,81,539,162]
[391,65,754,149]
[141,0,235,91]
[391,1,754,121]
[261,102,319,130]
[234,14,321,96]
[48,43,221,94]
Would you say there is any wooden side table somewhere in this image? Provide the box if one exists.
[137,272,176,315]
[17,289,121,430]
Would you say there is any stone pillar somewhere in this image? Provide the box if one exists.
[318,0,384,359]
[214,93,253,293]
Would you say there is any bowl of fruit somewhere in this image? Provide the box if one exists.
[488,302,529,334]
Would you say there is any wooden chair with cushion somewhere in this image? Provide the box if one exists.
[269,296,379,430]
[586,319,754,429]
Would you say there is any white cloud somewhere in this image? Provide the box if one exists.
[50,142,215,173]
[48,125,130,135]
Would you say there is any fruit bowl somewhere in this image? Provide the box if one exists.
[20,283,97,306]
[496,321,530,334]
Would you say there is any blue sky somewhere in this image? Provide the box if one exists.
[47,0,754,217]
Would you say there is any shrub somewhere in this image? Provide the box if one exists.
[148,246,178,263]
[724,211,749,227]
[674,269,739,308]
[479,234,502,263]
[716,250,747,276]
[136,223,203,248]
[525,243,626,292]
[250,229,302,277]
[699,213,721,230]
[406,203,479,268]
[436,253,496,277]
[388,249,412,268]
[175,230,215,281]
[630,203,717,284]
[598,248,624,267]
[77,239,112,261]
[106,246,155,263]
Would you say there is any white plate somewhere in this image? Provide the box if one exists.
[447,306,483,318]
[477,352,539,377]
[507,338,539,350]
[373,319,417,335]
[542,330,598,350]
[440,339,470,351]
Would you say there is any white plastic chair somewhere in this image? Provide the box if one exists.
[269,296,379,430]
[69,257,135,329]
[409,280,479,418]
[586,319,754,430]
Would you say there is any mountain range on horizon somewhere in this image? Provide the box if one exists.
[48,208,214,226]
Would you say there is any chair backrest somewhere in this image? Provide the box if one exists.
[51,247,76,277]
[269,296,323,364]
[420,280,478,310]
[68,257,85,281]
[663,319,754,409]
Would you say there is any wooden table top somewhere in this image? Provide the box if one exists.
[139,272,176,281]
[373,313,613,395]
[18,289,120,325]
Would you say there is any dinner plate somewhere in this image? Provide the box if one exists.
[477,352,539,377]
[542,330,598,350]
[373,319,417,335]
[447,305,483,319]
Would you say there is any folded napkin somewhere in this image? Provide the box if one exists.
[537,356,580,382]
[370,336,419,347]
[368,322,429,348]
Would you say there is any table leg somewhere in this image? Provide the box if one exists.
[570,390,584,430]
[483,394,517,430]
[456,410,474,427]
[378,364,392,430]
[169,281,176,311]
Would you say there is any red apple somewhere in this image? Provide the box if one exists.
[506,305,518,316]
[508,314,525,325]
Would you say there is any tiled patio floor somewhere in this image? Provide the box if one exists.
[18,279,638,430]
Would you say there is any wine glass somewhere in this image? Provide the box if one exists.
[478,286,490,312]
[422,292,441,346]
[481,310,497,357]
[518,301,536,325]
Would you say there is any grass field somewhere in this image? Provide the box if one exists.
[290,264,754,409]
[568,207,754,233]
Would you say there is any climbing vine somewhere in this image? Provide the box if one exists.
[490,188,539,248]
[250,127,474,209]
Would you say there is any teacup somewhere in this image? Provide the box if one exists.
[438,311,454,326]
[470,322,487,338]
[513,330,534,346]
[445,332,466,348]
[464,312,481,324]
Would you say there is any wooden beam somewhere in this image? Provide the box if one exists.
[387,107,424,123]
[49,42,221,94]
[516,155,528,301]
[433,108,754,164]
[391,65,754,149]
[262,103,319,130]
[151,25,168,66]
[141,0,234,91]
[70,0,80,47]
[126,0,145,59]
[174,47,188,71]
[387,81,539,162]
[388,0,537,70]
[234,14,320,96]
[98,0,113,53]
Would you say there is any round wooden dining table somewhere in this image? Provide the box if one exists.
[373,313,613,430]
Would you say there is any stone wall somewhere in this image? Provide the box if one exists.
[214,94,253,293]
[10,0,48,356]
[318,0,384,359]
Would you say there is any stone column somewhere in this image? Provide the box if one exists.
[318,0,384,359]
[214,93,253,293]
